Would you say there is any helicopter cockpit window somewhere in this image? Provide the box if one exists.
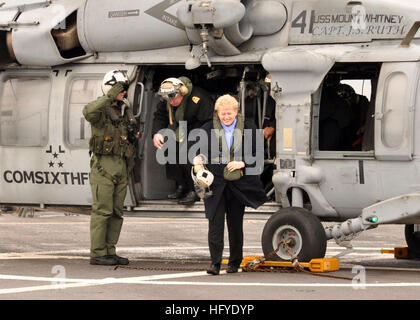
[66,78,101,148]
[316,63,380,155]
[0,76,50,147]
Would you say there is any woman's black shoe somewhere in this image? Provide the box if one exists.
[226,265,239,273]
[206,263,221,275]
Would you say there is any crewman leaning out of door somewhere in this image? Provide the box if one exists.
[83,70,138,266]
[151,76,214,205]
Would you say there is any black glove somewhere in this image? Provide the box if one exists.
[127,121,140,143]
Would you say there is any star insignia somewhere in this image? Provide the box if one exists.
[48,161,54,168]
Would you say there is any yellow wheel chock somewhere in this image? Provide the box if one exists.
[222,256,340,273]
[381,247,410,259]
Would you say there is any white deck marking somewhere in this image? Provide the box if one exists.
[0,271,208,295]
[0,245,390,259]
[2,270,420,295]
[0,246,259,259]
[0,240,412,295]
[0,283,97,295]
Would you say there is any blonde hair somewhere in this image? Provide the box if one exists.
[215,94,239,111]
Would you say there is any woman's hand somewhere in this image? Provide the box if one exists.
[226,161,245,172]
[193,155,205,174]
[193,155,204,166]
[153,133,164,149]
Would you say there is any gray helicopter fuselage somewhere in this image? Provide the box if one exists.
[0,0,420,225]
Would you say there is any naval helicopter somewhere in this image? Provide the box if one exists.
[0,0,420,261]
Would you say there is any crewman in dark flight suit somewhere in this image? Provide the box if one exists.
[151,76,214,205]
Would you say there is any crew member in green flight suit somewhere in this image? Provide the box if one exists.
[83,70,138,266]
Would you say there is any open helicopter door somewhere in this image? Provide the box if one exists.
[125,68,177,205]
[374,61,420,161]
[132,69,177,202]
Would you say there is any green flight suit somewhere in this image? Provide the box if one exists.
[83,95,136,258]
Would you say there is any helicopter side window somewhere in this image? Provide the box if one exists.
[319,80,372,152]
[0,76,51,147]
[317,63,379,155]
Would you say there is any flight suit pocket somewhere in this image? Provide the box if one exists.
[90,136,104,154]
[103,139,114,154]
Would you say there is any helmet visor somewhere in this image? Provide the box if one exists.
[158,84,179,101]
[159,91,178,102]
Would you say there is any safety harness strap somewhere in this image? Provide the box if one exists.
[94,155,119,185]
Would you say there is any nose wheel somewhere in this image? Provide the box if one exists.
[262,207,327,262]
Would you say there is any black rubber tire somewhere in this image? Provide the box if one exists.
[405,224,420,258]
[261,207,327,262]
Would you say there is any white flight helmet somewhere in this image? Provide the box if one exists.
[196,167,214,188]
[102,70,129,95]
[191,157,214,199]
[158,77,188,101]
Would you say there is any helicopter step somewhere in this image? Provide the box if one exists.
[133,200,280,214]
